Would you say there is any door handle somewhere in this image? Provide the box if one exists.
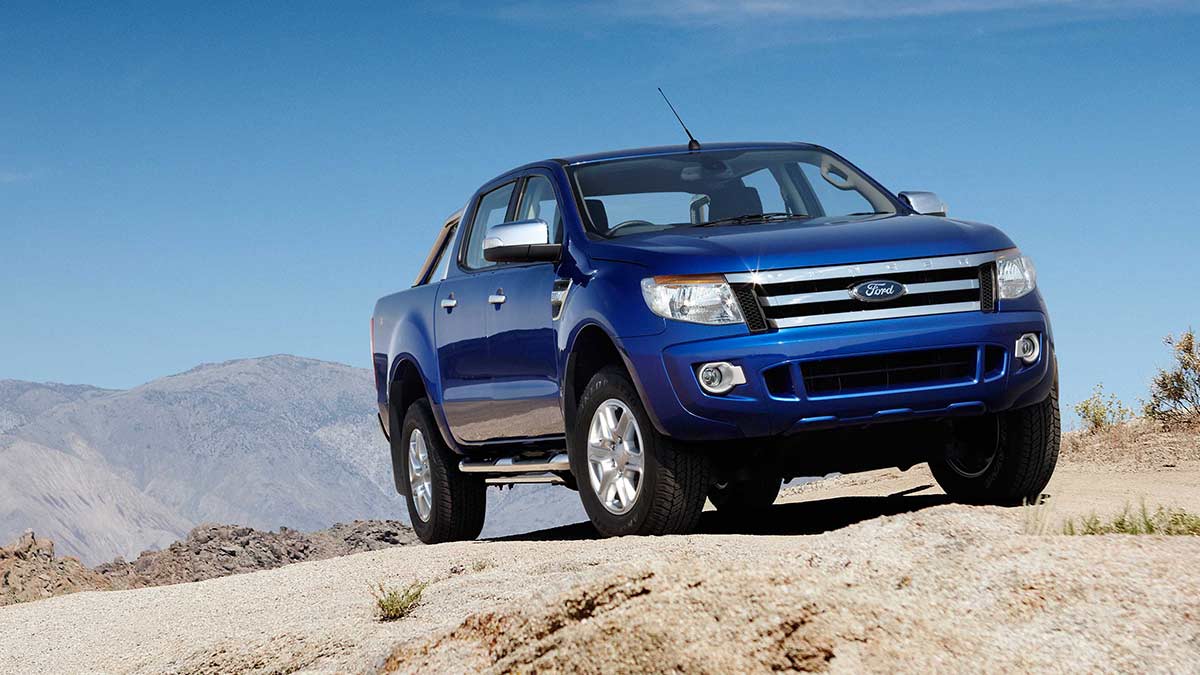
[488,294,507,305]
[441,297,457,309]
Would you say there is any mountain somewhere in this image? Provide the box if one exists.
[0,380,114,434]
[0,356,584,564]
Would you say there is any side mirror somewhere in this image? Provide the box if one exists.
[483,219,561,263]
[898,191,948,217]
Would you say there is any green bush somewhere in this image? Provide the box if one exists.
[1143,328,1200,429]
[371,580,428,622]
[1074,383,1131,433]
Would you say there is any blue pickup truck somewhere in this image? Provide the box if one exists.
[371,142,1058,544]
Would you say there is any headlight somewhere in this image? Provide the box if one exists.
[996,249,1037,299]
[640,275,745,325]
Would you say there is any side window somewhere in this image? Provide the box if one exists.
[463,182,516,269]
[430,224,457,282]
[515,175,562,243]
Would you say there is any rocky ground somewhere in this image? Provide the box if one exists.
[0,425,1197,673]
[0,520,416,606]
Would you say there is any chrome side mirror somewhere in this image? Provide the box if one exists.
[899,191,948,217]
[483,219,560,263]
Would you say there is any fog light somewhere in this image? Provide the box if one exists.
[696,362,746,395]
[1015,333,1041,364]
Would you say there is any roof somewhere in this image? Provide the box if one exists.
[554,141,820,166]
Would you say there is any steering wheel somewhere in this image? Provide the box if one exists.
[608,219,655,234]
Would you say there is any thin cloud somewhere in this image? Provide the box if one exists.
[0,170,40,184]
[484,0,1195,26]
[610,0,1191,22]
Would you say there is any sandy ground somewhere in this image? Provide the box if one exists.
[779,460,1200,529]
[1,458,1198,674]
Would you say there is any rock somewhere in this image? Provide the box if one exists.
[91,519,419,592]
[0,531,110,606]
[2,519,419,605]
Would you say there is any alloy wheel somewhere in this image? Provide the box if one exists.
[408,429,433,521]
[586,398,645,515]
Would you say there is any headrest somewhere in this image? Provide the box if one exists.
[585,199,609,232]
[706,186,763,222]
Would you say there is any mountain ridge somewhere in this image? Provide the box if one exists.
[0,355,584,564]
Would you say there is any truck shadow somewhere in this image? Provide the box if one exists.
[491,491,952,542]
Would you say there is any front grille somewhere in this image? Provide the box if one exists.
[725,252,998,329]
[801,346,978,396]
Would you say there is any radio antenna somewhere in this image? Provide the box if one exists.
[657,87,701,151]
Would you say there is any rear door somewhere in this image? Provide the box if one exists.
[481,171,566,440]
[435,180,517,443]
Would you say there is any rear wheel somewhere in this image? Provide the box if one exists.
[930,386,1060,505]
[570,366,709,537]
[708,470,782,514]
[401,398,486,544]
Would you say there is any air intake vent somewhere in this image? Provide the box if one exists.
[979,262,997,313]
[731,283,769,332]
[801,346,979,397]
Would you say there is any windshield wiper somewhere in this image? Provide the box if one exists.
[693,212,810,228]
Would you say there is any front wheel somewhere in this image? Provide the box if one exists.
[570,366,710,537]
[401,398,487,544]
[929,386,1061,505]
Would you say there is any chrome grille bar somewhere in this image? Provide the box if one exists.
[764,278,980,307]
[725,251,999,286]
[772,302,981,328]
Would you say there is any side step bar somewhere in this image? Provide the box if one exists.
[485,473,564,486]
[459,452,569,474]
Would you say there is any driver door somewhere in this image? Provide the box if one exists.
[481,172,565,441]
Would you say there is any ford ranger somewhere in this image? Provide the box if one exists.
[371,142,1058,544]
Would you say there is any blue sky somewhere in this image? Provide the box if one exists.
[1,1,1198,422]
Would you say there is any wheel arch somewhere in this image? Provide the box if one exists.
[563,323,638,440]
[387,356,436,496]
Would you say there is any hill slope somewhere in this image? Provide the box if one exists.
[0,356,583,564]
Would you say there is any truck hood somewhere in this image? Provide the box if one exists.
[584,214,1016,275]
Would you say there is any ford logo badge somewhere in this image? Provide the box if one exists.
[850,279,906,302]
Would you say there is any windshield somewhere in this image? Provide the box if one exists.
[570,147,899,237]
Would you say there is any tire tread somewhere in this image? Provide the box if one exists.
[403,399,486,544]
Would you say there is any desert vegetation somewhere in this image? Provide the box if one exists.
[1063,503,1200,536]
[1143,328,1200,429]
[372,580,428,622]
[1074,327,1199,434]
[1074,383,1132,433]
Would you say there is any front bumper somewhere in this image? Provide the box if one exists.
[622,309,1055,441]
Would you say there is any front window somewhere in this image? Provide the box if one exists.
[515,175,563,243]
[570,147,898,237]
[462,181,516,269]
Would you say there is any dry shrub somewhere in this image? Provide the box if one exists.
[1143,329,1200,430]
[372,580,427,622]
[1074,383,1131,433]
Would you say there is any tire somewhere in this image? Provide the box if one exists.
[401,398,486,544]
[709,470,782,514]
[930,385,1060,505]
[570,366,710,537]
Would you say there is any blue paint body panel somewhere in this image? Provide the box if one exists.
[371,142,1057,460]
